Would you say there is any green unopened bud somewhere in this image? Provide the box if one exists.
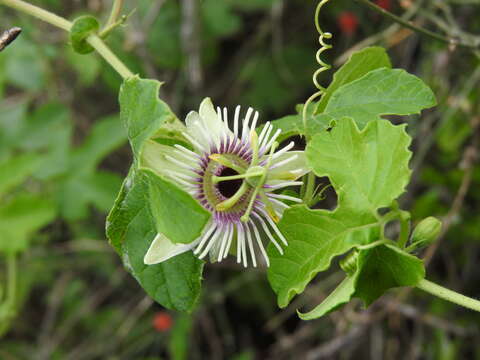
[410,217,442,250]
[340,250,359,276]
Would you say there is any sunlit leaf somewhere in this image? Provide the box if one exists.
[269,117,413,307]
[307,117,412,212]
[267,205,380,308]
[323,68,436,128]
[315,46,392,114]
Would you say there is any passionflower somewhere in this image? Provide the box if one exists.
[143,98,308,267]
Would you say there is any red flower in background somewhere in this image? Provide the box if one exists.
[153,311,173,332]
[337,12,358,36]
[375,0,392,10]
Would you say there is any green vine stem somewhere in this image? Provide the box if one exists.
[416,279,480,313]
[0,0,134,79]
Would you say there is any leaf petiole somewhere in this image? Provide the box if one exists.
[416,278,480,313]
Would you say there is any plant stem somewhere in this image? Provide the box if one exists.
[87,35,133,79]
[397,211,411,248]
[1,0,71,30]
[303,172,316,205]
[106,0,124,27]
[416,278,480,313]
[355,0,478,50]
[0,0,134,79]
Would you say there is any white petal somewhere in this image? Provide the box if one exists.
[266,151,309,181]
[264,180,303,191]
[141,140,198,183]
[144,233,198,265]
[199,97,218,121]
[187,98,232,149]
[268,197,289,217]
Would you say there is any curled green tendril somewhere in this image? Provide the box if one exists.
[302,0,333,133]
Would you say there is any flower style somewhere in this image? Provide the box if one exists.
[142,98,309,267]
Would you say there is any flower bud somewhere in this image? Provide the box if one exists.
[410,217,442,250]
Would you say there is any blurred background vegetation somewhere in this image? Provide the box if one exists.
[0,0,479,359]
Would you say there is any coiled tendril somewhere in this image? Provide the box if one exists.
[302,0,332,132]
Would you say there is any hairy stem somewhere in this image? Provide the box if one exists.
[0,0,134,79]
[416,279,480,313]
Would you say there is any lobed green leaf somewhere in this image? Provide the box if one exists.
[269,117,415,308]
[306,117,412,213]
[315,47,392,114]
[298,244,425,319]
[267,205,380,308]
[354,244,425,305]
[323,68,436,129]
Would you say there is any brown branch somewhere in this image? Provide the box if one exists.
[0,26,21,51]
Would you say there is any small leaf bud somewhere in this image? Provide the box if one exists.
[410,217,442,250]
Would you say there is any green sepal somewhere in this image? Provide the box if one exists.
[409,216,442,251]
[144,168,211,244]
